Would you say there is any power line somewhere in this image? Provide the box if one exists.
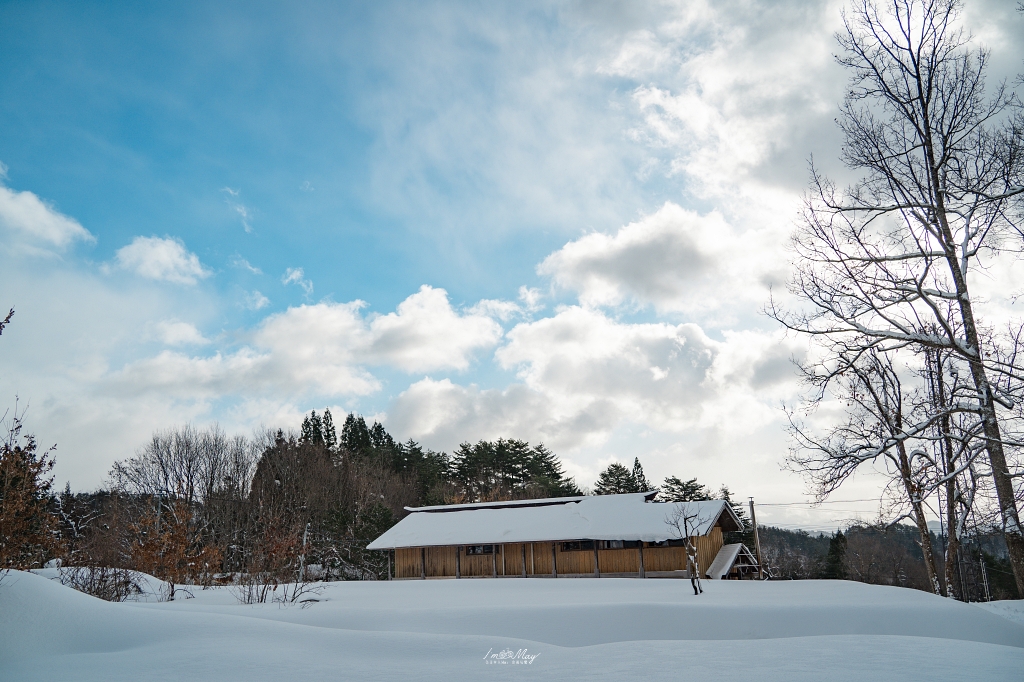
[756,498,878,507]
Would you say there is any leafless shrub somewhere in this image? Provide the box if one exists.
[58,566,144,602]
[232,573,324,606]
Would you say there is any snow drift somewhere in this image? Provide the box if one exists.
[1,570,1022,681]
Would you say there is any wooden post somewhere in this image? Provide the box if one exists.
[593,541,600,578]
[420,547,426,580]
[388,549,392,580]
[638,544,645,578]
[521,544,527,577]
[531,544,535,574]
[456,546,461,579]
[749,498,763,579]
[551,543,557,577]
[501,545,505,576]
[492,548,497,577]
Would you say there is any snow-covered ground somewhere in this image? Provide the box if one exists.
[2,571,1022,681]
[977,600,1024,627]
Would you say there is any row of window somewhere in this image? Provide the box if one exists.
[462,539,692,555]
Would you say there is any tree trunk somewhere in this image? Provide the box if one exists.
[944,478,962,600]
[896,442,941,595]
[922,106,1024,596]
[938,253,1024,594]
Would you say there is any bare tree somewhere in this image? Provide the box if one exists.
[667,504,713,594]
[109,424,261,581]
[770,0,1024,592]
[787,350,948,593]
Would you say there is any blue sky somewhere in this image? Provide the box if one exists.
[2,1,666,308]
[2,0,1021,529]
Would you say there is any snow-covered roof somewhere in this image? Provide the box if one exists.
[705,543,757,579]
[367,492,742,550]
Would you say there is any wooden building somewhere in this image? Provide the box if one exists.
[367,491,760,580]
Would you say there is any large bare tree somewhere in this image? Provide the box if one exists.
[771,0,1024,592]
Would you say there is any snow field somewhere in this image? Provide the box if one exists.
[2,570,1023,681]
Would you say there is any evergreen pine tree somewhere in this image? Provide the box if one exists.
[0,418,62,569]
[341,414,372,455]
[369,422,396,452]
[593,463,638,495]
[716,485,749,527]
[449,439,580,501]
[529,444,581,497]
[632,458,652,492]
[300,410,326,447]
[822,530,848,580]
[661,476,712,502]
[321,409,338,451]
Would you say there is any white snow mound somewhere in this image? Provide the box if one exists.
[1,571,1023,681]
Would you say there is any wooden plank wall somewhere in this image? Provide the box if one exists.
[391,526,724,578]
[641,527,722,574]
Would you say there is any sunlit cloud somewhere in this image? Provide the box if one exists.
[114,236,211,285]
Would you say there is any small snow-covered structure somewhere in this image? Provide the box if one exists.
[706,543,760,580]
[368,491,758,580]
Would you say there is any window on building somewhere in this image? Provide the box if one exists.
[560,540,595,552]
[465,545,494,555]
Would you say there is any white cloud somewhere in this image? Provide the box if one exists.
[230,255,262,274]
[539,202,783,314]
[0,182,95,250]
[597,1,846,200]
[363,285,503,372]
[282,267,313,297]
[221,187,252,232]
[112,285,502,401]
[232,205,252,233]
[387,307,805,497]
[115,236,211,285]
[387,378,592,452]
[467,298,522,322]
[154,320,209,346]
[244,290,270,310]
[518,286,543,311]
[497,306,718,428]
[389,306,792,450]
[0,243,224,488]
[596,28,680,79]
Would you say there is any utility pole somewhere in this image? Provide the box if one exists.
[980,557,991,602]
[298,522,310,583]
[749,498,763,579]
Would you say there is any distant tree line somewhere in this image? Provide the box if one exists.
[759,524,1019,600]
[0,409,592,584]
